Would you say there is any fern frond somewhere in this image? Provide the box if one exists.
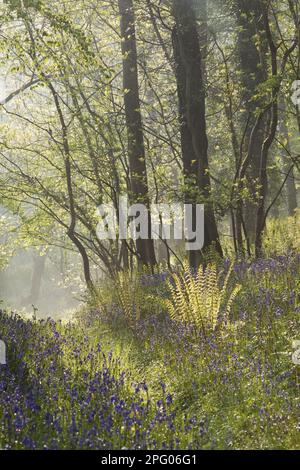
[165,263,241,336]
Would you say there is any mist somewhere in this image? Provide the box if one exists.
[0,248,81,319]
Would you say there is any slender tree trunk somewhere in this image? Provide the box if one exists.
[279,96,298,216]
[255,7,279,258]
[118,0,156,268]
[172,0,222,269]
[48,82,94,291]
[24,253,47,305]
[286,167,298,217]
[236,0,268,244]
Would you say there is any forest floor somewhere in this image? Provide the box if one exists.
[0,252,300,449]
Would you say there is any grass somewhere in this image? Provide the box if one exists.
[1,221,300,449]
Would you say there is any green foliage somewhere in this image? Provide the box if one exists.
[264,211,300,256]
[0,0,300,452]
[165,263,241,335]
[90,268,167,329]
[2,249,300,449]
[114,270,142,327]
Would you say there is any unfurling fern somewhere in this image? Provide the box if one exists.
[165,262,241,335]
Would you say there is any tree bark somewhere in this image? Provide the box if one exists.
[23,253,47,306]
[279,96,298,216]
[254,6,278,258]
[118,0,156,268]
[172,0,222,269]
[236,0,268,244]
[48,81,94,290]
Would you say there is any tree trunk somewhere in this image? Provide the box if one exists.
[286,168,298,217]
[279,96,298,216]
[23,253,47,306]
[172,0,222,269]
[118,0,156,268]
[254,7,279,258]
[48,81,94,291]
[236,0,268,244]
